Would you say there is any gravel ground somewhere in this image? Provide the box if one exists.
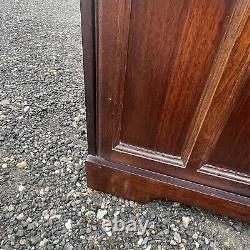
[0,0,250,249]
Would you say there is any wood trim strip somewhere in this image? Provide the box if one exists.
[114,143,184,168]
[199,165,250,186]
[80,0,96,155]
[96,0,132,158]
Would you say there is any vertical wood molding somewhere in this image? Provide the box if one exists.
[80,0,96,155]
[111,1,132,148]
[96,0,132,158]
[182,1,250,169]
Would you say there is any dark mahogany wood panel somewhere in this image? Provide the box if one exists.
[95,0,250,196]
[209,75,250,173]
[120,0,234,156]
[120,0,190,153]
[186,8,250,173]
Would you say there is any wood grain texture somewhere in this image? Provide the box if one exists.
[120,0,190,153]
[86,156,250,223]
[181,1,250,166]
[120,0,234,156]
[208,75,250,173]
[81,0,250,222]
[96,0,132,158]
[186,4,250,175]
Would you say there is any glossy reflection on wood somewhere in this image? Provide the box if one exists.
[81,0,250,223]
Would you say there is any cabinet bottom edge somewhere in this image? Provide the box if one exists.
[85,155,250,223]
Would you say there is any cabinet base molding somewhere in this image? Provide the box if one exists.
[86,155,250,223]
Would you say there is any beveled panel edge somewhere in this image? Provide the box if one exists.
[114,142,184,168]
[199,164,250,186]
[181,1,250,165]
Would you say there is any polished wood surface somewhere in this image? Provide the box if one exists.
[209,75,250,173]
[122,0,233,156]
[81,0,250,222]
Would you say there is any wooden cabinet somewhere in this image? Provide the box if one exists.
[81,0,250,222]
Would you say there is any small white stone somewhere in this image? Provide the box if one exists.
[85,211,95,218]
[8,205,14,211]
[0,99,10,105]
[80,206,86,213]
[74,116,80,122]
[170,224,178,232]
[49,69,57,75]
[137,238,143,246]
[106,231,112,237]
[179,243,186,250]
[192,233,198,239]
[182,216,191,228]
[23,106,30,112]
[194,242,200,248]
[172,202,180,207]
[27,217,32,223]
[42,211,50,220]
[97,209,107,220]
[65,219,72,230]
[39,238,48,246]
[18,185,25,192]
[16,161,27,169]
[16,213,24,220]
[173,232,182,244]
[20,239,26,245]
[102,219,112,233]
[54,161,60,167]
[0,114,6,121]
[204,237,210,244]
[114,210,120,216]
[2,163,7,169]
[145,245,152,250]
[170,240,177,245]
